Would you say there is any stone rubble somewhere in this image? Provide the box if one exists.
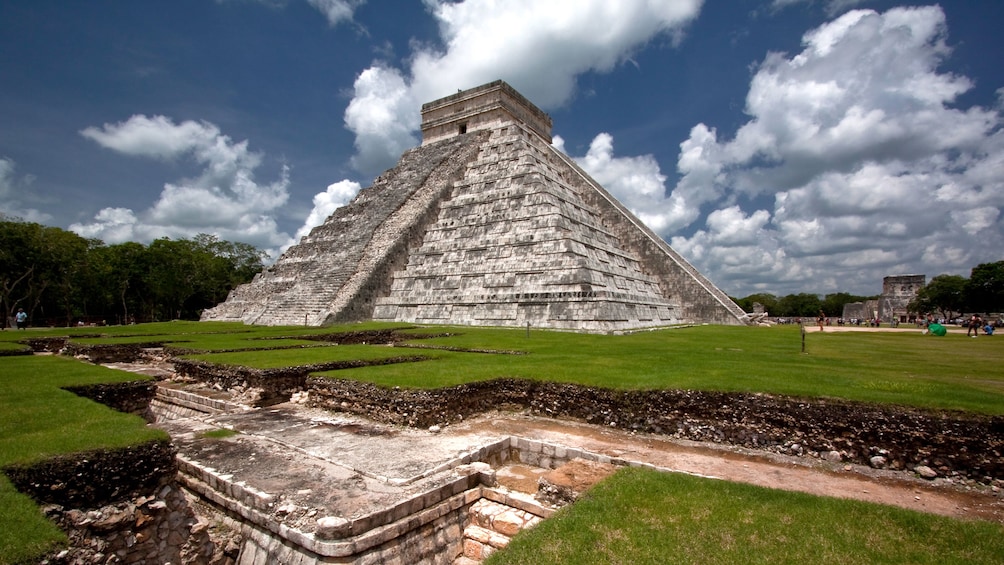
[40,483,239,565]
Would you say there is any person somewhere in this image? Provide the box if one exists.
[967,314,980,337]
[15,308,28,330]
[817,310,825,332]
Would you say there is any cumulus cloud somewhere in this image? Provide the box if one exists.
[666,6,1004,296]
[561,133,682,235]
[344,66,419,174]
[74,115,293,256]
[293,179,361,242]
[0,157,52,224]
[344,0,703,176]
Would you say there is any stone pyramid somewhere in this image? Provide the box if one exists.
[202,81,750,331]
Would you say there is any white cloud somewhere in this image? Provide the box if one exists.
[344,0,703,175]
[567,132,682,235]
[770,0,867,17]
[74,115,292,256]
[0,157,52,224]
[293,179,361,242]
[665,6,1004,296]
[344,66,419,174]
[306,0,364,26]
[223,0,363,26]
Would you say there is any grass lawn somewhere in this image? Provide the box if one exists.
[488,467,1004,565]
[0,355,167,564]
[319,325,1004,414]
[187,343,433,368]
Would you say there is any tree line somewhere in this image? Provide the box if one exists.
[908,264,1004,321]
[732,261,1004,320]
[1,217,266,327]
[4,217,1001,328]
[731,292,876,319]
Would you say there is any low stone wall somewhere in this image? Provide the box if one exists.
[62,342,165,363]
[176,438,567,565]
[177,455,498,564]
[40,482,230,565]
[2,439,228,564]
[4,440,177,509]
[63,381,158,420]
[171,356,427,407]
[307,377,1004,482]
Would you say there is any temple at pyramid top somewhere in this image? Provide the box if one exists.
[202,81,751,331]
[420,80,553,145]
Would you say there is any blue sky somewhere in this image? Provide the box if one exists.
[1,0,1002,298]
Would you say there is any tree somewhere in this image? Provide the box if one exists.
[38,227,93,326]
[92,242,150,324]
[0,218,265,325]
[734,293,779,316]
[192,234,266,307]
[776,293,823,318]
[910,274,968,321]
[0,218,51,326]
[967,261,1004,313]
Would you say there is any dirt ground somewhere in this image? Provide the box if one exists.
[454,412,1004,524]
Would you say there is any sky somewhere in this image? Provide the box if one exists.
[1,0,1002,298]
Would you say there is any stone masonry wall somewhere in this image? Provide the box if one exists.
[548,149,748,325]
[372,123,687,331]
[305,376,1004,483]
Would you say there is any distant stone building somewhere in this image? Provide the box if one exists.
[879,274,925,323]
[202,81,749,331]
[841,274,925,323]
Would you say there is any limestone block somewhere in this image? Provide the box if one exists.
[315,516,351,540]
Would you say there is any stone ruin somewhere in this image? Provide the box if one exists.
[202,80,750,331]
[19,337,1004,564]
[842,274,926,323]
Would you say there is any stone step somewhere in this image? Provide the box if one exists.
[462,524,510,561]
[468,499,543,536]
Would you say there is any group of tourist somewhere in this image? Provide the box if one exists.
[921,313,996,336]
[965,314,994,337]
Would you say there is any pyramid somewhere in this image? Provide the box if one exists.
[202,81,750,331]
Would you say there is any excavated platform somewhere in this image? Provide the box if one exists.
[154,398,514,532]
[141,378,1004,563]
[152,381,1004,530]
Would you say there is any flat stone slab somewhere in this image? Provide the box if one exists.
[155,402,503,530]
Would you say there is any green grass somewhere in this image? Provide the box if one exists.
[319,325,1004,414]
[488,467,1004,565]
[187,343,435,368]
[0,356,167,564]
[0,320,415,353]
[199,428,239,439]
